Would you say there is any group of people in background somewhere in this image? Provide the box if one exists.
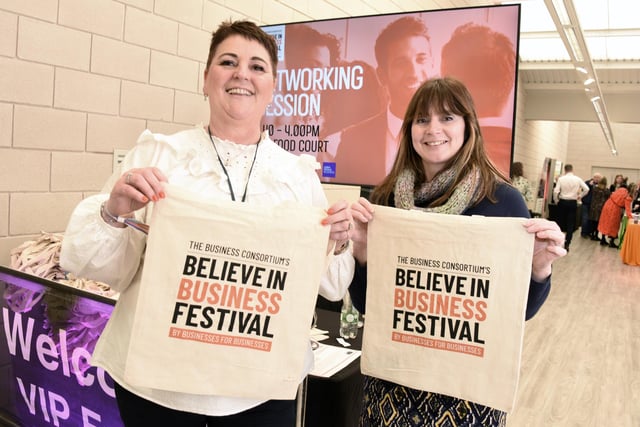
[593,174,638,248]
[512,165,639,252]
[552,168,639,250]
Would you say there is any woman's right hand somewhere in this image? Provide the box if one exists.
[350,197,375,264]
[105,167,168,217]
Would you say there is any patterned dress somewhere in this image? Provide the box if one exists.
[351,185,550,427]
[511,175,533,203]
[588,186,610,222]
[360,376,506,427]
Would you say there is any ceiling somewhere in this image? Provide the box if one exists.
[414,0,640,129]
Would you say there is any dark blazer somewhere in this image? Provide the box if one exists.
[333,111,389,186]
[481,125,513,176]
[334,114,513,185]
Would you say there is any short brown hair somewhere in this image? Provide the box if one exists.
[374,16,431,74]
[206,20,278,79]
[511,162,524,179]
[441,23,515,115]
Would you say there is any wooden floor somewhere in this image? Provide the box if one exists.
[507,234,640,427]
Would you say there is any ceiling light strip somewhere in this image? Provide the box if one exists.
[544,0,618,155]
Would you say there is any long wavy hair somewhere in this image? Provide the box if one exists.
[370,77,509,206]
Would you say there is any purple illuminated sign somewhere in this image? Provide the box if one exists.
[1,267,124,427]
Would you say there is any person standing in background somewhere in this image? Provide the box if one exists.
[598,183,634,248]
[609,174,625,193]
[632,180,640,213]
[334,16,432,186]
[598,183,630,248]
[588,176,610,240]
[618,182,637,246]
[510,161,533,211]
[580,172,602,238]
[553,164,589,252]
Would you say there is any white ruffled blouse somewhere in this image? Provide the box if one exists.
[60,127,354,416]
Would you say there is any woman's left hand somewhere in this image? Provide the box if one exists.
[523,218,567,282]
[322,200,352,253]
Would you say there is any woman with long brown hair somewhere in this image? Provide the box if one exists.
[348,77,566,426]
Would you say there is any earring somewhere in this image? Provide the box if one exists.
[204,93,208,100]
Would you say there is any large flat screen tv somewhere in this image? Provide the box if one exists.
[262,4,520,187]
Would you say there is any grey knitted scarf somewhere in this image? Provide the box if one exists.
[394,167,481,215]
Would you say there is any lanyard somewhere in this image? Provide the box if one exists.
[207,126,259,202]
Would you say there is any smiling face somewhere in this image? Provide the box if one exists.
[204,35,275,128]
[411,108,466,181]
[379,35,431,117]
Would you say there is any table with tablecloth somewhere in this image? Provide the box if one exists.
[620,221,640,266]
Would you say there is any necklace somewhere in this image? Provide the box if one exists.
[207,126,259,202]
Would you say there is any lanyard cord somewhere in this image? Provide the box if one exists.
[207,126,259,202]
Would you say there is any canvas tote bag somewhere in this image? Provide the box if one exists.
[124,184,330,399]
[361,205,534,412]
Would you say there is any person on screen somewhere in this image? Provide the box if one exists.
[347,77,566,426]
[323,59,385,140]
[318,59,385,164]
[440,23,516,175]
[285,24,341,70]
[280,23,342,135]
[60,20,355,427]
[333,16,433,186]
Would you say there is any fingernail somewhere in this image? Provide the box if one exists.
[142,196,149,203]
[321,218,328,225]
[159,192,166,199]
[151,195,158,202]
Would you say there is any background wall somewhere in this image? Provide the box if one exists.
[1,0,639,265]
[512,84,568,212]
